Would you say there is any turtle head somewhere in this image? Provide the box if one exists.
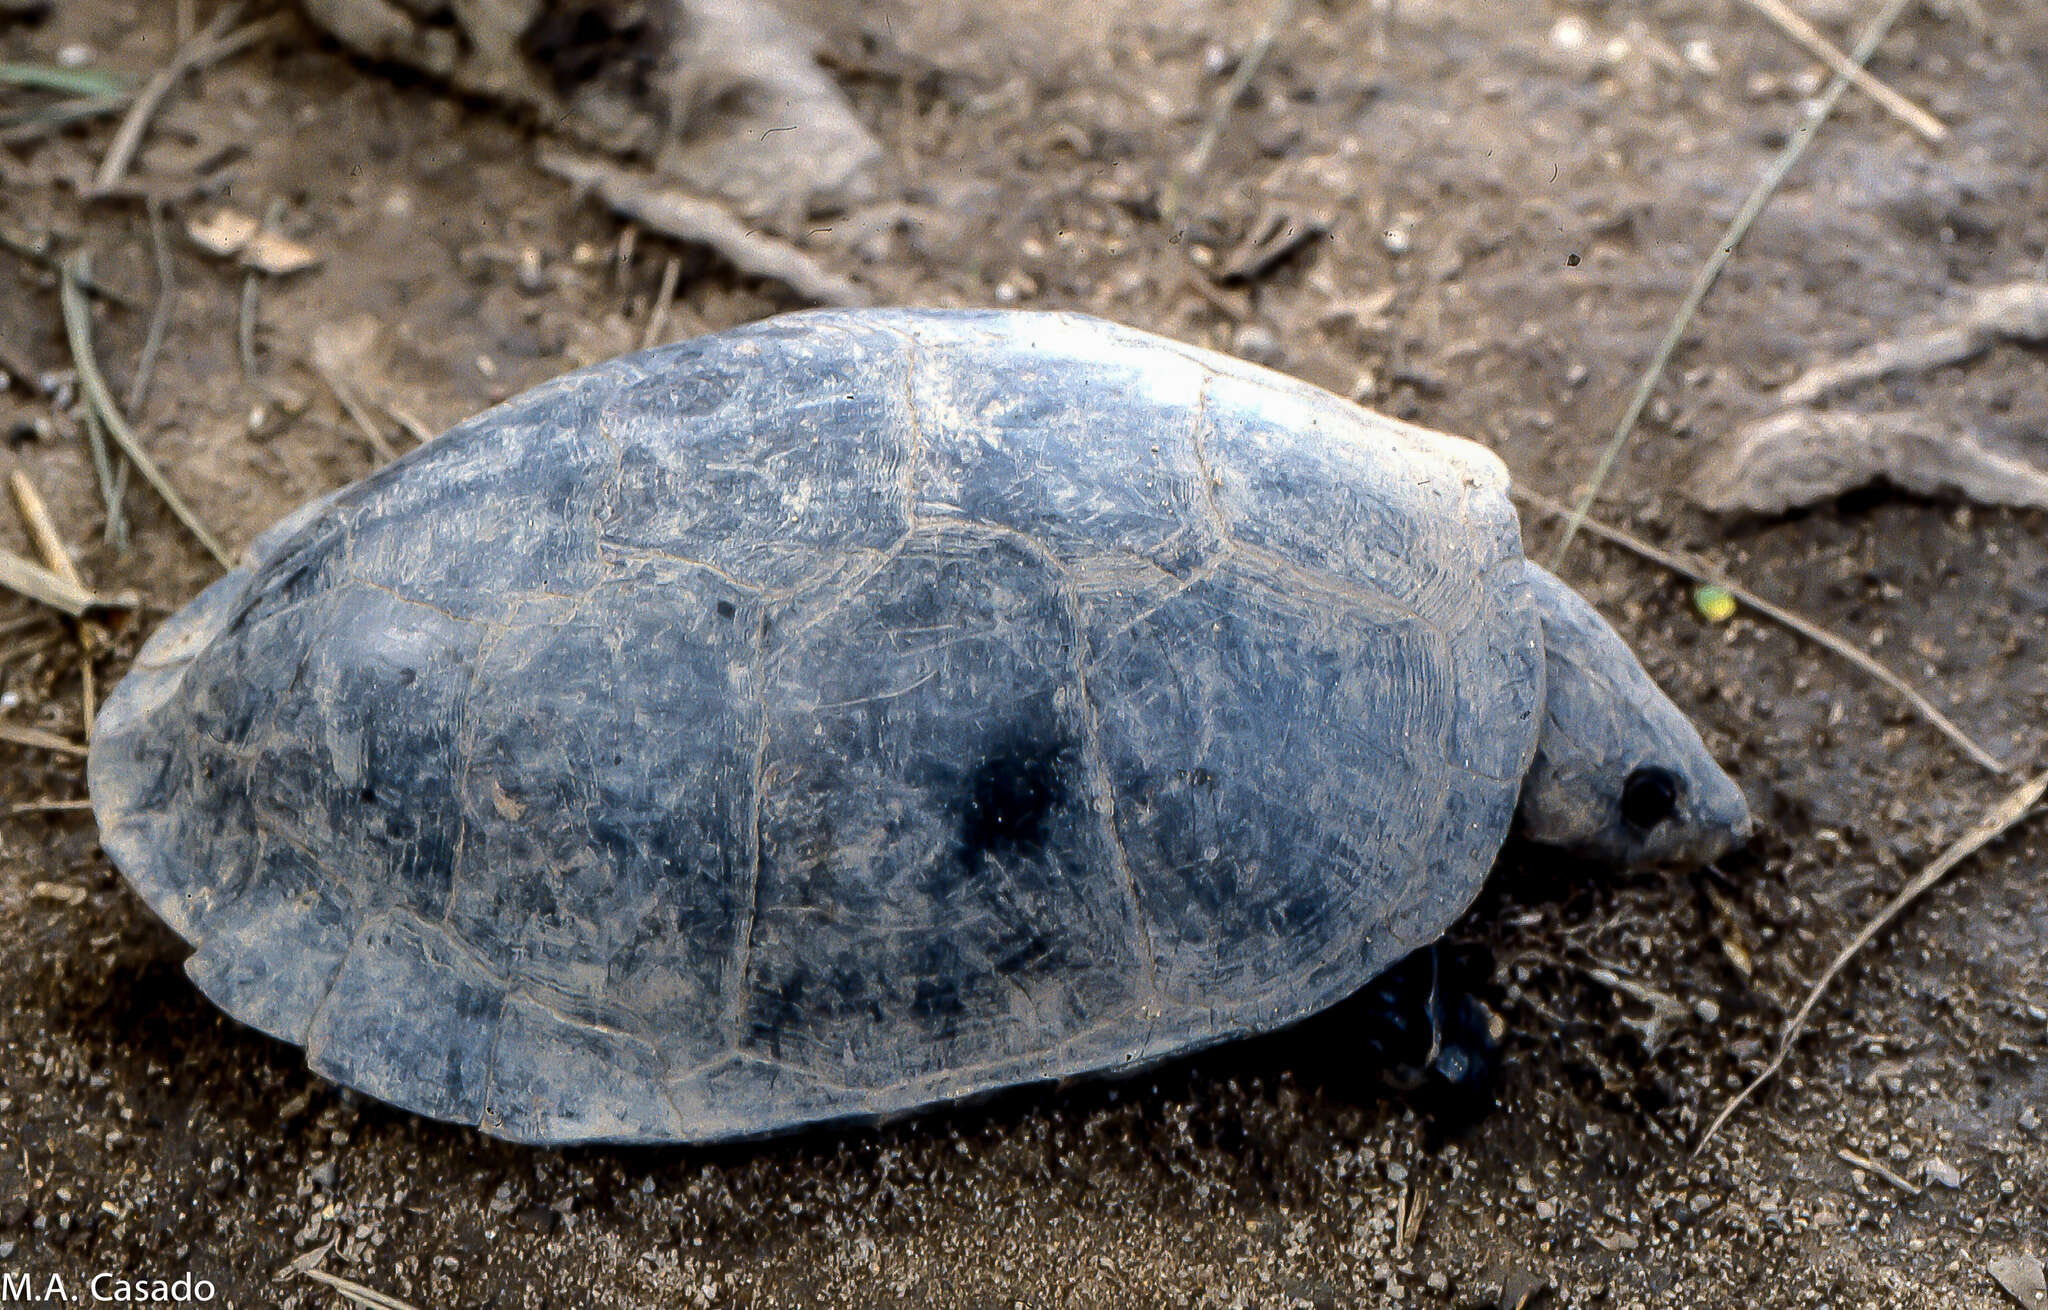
[1514,563,1752,868]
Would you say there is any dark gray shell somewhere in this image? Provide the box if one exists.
[89,309,1542,1144]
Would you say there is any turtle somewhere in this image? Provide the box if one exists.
[88,308,1751,1145]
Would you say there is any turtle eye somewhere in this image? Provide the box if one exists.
[1620,766,1681,830]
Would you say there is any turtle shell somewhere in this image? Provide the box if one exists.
[89,309,1543,1144]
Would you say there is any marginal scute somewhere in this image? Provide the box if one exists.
[305,911,504,1124]
[183,839,355,1045]
[485,993,685,1144]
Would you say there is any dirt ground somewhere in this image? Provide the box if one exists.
[2,0,2046,1306]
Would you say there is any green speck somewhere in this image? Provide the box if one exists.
[1693,584,1737,623]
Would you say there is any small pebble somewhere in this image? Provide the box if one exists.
[1921,1158,1962,1189]
[56,43,95,67]
[2021,1105,2040,1133]
[1233,324,1285,367]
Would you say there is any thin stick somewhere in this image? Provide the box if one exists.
[127,197,176,415]
[9,798,94,816]
[0,95,130,143]
[0,229,136,307]
[88,4,243,196]
[315,367,398,463]
[0,720,90,757]
[1836,1147,1923,1196]
[1515,487,2007,775]
[1739,0,1946,143]
[1546,0,1920,567]
[7,470,108,736]
[381,404,436,447]
[1163,0,1302,225]
[297,1268,422,1310]
[59,254,235,569]
[1697,770,2048,1150]
[9,471,84,590]
[80,406,129,550]
[0,546,104,616]
[640,254,682,351]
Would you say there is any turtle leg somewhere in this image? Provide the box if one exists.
[1347,943,1504,1122]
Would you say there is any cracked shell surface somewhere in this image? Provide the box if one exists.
[87,308,1542,1144]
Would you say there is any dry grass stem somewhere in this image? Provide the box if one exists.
[0,720,90,757]
[8,798,94,816]
[1739,0,1946,142]
[59,254,234,568]
[0,547,99,616]
[297,1268,423,1310]
[382,404,436,447]
[1836,1147,1923,1196]
[641,254,683,351]
[9,471,85,590]
[89,4,243,196]
[1163,0,1303,224]
[79,406,130,550]
[1516,488,2006,774]
[316,366,399,463]
[1698,769,2048,1151]
[127,197,177,415]
[1546,0,1920,566]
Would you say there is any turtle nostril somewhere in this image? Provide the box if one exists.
[1620,766,1680,830]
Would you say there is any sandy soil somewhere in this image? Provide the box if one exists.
[1,1,2045,1306]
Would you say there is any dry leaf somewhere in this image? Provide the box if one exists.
[186,208,320,275]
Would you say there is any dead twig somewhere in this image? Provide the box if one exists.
[127,197,177,415]
[1698,769,2048,1151]
[297,1268,422,1310]
[79,405,130,551]
[0,720,90,758]
[0,95,129,144]
[0,228,136,307]
[1836,1147,1923,1197]
[10,471,103,737]
[8,798,93,817]
[88,5,271,197]
[1515,486,2007,775]
[1739,0,1946,143]
[540,148,869,308]
[1546,0,1920,566]
[0,546,111,616]
[640,254,683,351]
[59,254,235,569]
[313,366,398,463]
[1162,0,1302,225]
[9,471,83,591]
[381,404,436,448]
